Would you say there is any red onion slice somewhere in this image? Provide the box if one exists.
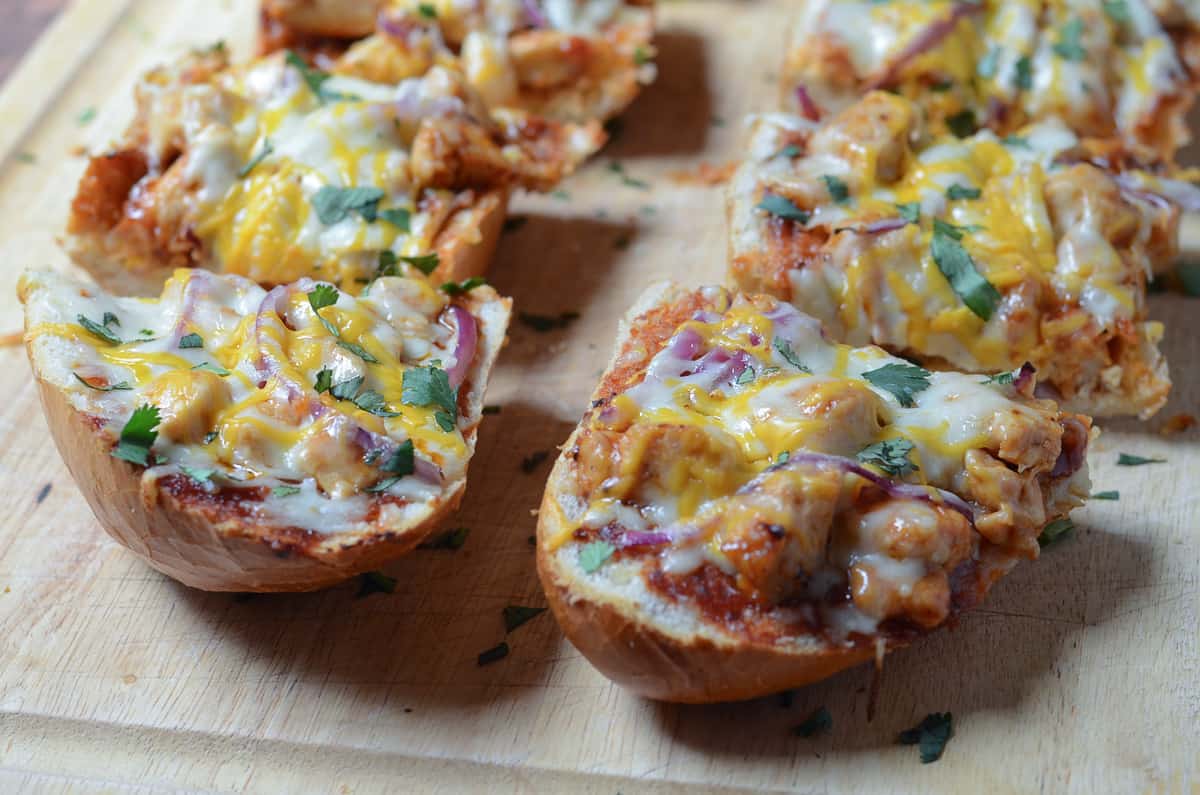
[1012,361,1036,392]
[794,84,822,121]
[442,305,478,390]
[523,0,549,28]
[866,2,981,91]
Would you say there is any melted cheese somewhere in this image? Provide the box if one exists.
[22,268,476,533]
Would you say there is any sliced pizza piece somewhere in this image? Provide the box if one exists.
[537,282,1091,703]
[66,45,602,296]
[20,267,510,591]
[728,91,1176,418]
[262,0,657,123]
[783,0,1198,159]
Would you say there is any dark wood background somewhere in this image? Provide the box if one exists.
[0,0,66,81]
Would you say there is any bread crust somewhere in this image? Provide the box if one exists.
[28,285,511,592]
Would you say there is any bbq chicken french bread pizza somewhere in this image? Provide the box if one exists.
[20,267,509,591]
[783,0,1199,159]
[729,90,1179,420]
[537,282,1090,703]
[261,0,656,124]
[66,44,602,297]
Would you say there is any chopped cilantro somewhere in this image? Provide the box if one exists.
[77,314,121,345]
[777,451,790,465]
[608,161,649,189]
[633,46,651,65]
[793,706,833,738]
[945,109,976,138]
[735,367,756,386]
[774,144,801,159]
[946,184,981,201]
[272,485,302,497]
[419,526,471,550]
[313,368,333,394]
[178,332,203,349]
[503,605,547,633]
[311,186,385,225]
[307,284,339,311]
[477,642,509,666]
[898,713,953,763]
[284,50,358,103]
[1038,518,1074,547]
[821,175,850,204]
[1002,135,1031,148]
[862,362,931,407]
[402,365,456,414]
[238,139,274,177]
[857,438,918,477]
[192,361,231,376]
[103,312,120,327]
[1091,490,1120,501]
[1013,55,1032,90]
[111,405,160,466]
[329,375,364,401]
[977,48,1000,79]
[1053,18,1086,61]
[579,540,615,573]
[377,250,400,278]
[418,2,437,18]
[353,389,399,417]
[1116,453,1165,466]
[757,193,809,224]
[73,373,132,391]
[931,222,1001,320]
[441,277,487,295]
[356,571,397,598]
[981,369,1015,386]
[77,107,97,126]
[380,440,415,477]
[400,253,440,275]
[1102,0,1129,23]
[336,340,379,363]
[179,465,214,483]
[773,337,811,372]
[379,207,411,231]
[896,202,920,224]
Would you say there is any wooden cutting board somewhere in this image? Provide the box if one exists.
[0,1,1196,792]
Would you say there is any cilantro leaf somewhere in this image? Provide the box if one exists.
[896,202,920,224]
[981,370,1015,385]
[238,138,274,178]
[477,642,509,666]
[440,277,487,296]
[192,361,231,376]
[773,337,811,372]
[377,250,400,279]
[1091,490,1120,501]
[1002,135,1031,148]
[418,3,437,18]
[931,223,1001,320]
[1038,518,1074,547]
[307,284,339,311]
[821,174,850,204]
[774,144,802,159]
[77,314,121,345]
[356,571,397,598]
[735,367,756,385]
[793,706,833,738]
[284,50,358,103]
[419,527,470,550]
[313,368,333,393]
[179,465,215,483]
[272,485,302,497]
[329,375,365,401]
[178,332,203,349]
[379,207,411,231]
[898,713,953,763]
[1103,0,1129,23]
[862,362,931,407]
[102,312,120,327]
[73,373,132,391]
[945,109,976,138]
[353,389,399,417]
[946,184,981,201]
[434,411,456,432]
[1053,18,1086,61]
[401,365,457,418]
[400,253,440,275]
[380,440,415,476]
[111,405,161,466]
[757,193,809,224]
[579,540,615,573]
[857,438,918,477]
[310,186,385,225]
[1117,453,1166,466]
[503,605,547,633]
[1013,55,1032,90]
[336,340,379,363]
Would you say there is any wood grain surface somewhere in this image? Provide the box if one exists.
[0,1,1197,793]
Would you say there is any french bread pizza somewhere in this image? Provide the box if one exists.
[783,0,1199,159]
[66,45,602,296]
[729,91,1181,419]
[261,0,656,124]
[537,282,1090,703]
[20,268,510,591]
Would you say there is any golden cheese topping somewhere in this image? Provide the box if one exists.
[21,268,485,533]
[729,91,1175,418]
[553,286,1090,639]
[785,0,1195,154]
